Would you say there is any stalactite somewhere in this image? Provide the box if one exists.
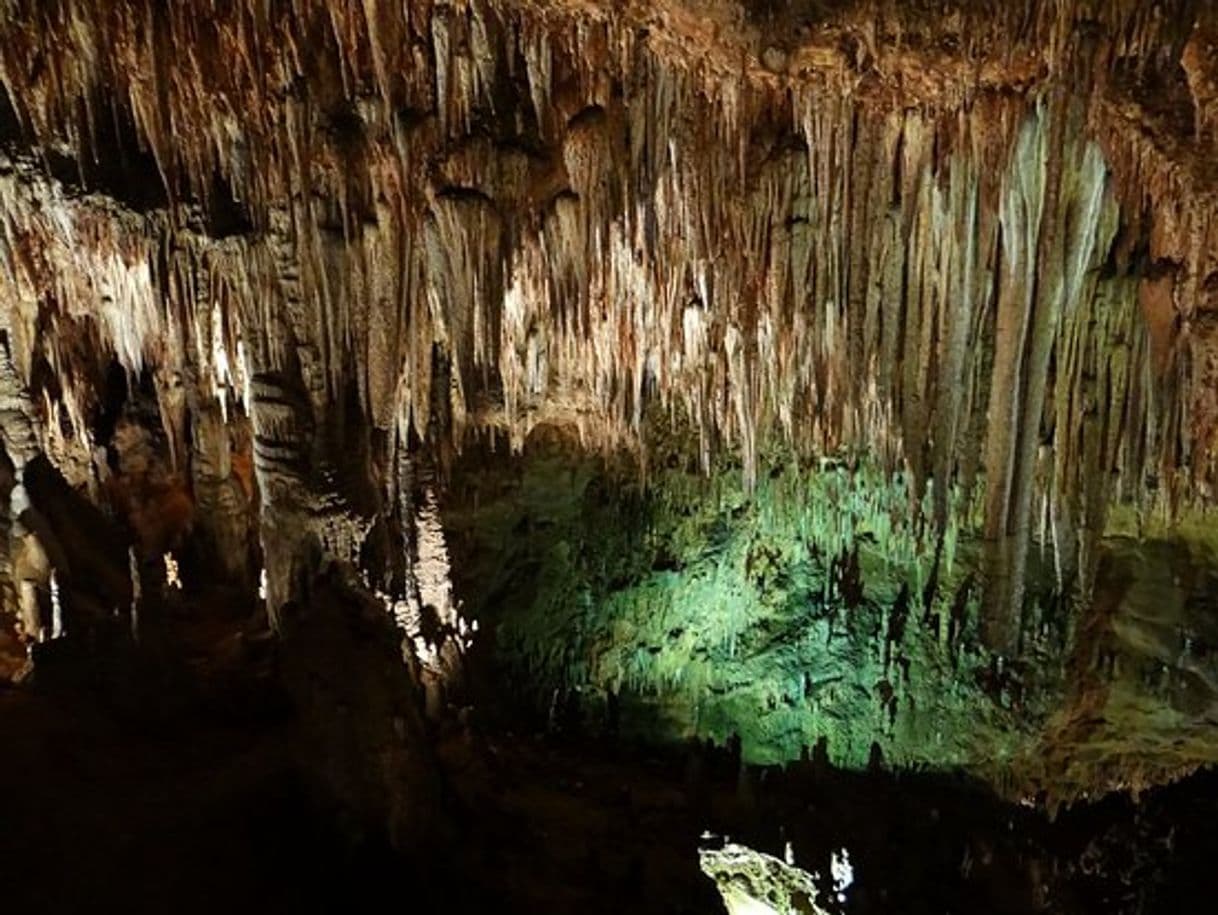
[0,0,1213,655]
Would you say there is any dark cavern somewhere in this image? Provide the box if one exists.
[2,1,1218,912]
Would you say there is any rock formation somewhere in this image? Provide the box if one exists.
[1,0,1218,834]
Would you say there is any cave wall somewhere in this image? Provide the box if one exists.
[444,432,1218,805]
[0,0,1216,812]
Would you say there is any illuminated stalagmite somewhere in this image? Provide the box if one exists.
[1,0,1217,830]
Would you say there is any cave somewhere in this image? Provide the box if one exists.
[2,1,1218,912]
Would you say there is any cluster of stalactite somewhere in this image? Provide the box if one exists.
[0,0,1216,647]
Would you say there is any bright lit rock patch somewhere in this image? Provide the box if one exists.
[699,841,827,915]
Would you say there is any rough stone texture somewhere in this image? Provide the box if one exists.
[0,0,1217,816]
[700,841,826,915]
[441,433,1218,806]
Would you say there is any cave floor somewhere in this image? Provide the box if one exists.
[1,606,1216,914]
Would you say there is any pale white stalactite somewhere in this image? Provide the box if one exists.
[414,487,457,633]
[96,253,161,376]
[211,300,233,422]
[164,552,182,590]
[376,479,476,685]
[236,339,253,416]
[49,569,62,640]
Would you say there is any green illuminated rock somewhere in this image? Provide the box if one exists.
[447,435,1064,775]
[447,430,1218,802]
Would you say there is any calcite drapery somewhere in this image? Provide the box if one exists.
[0,3,1215,817]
